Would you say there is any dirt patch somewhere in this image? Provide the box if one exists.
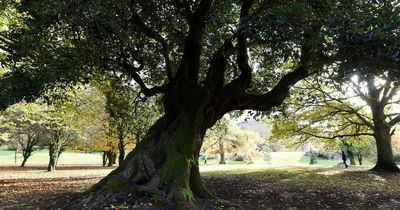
[1,166,400,209]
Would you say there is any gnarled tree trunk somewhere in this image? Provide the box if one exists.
[73,87,218,208]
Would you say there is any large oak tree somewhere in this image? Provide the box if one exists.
[1,0,397,208]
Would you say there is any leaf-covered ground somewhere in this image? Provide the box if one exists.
[1,165,400,209]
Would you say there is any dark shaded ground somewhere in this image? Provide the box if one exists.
[1,166,400,209]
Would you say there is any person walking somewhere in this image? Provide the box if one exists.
[342,151,348,168]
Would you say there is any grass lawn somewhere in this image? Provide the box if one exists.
[297,155,376,166]
[0,146,103,166]
[0,146,378,169]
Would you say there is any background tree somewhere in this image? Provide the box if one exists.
[42,88,83,171]
[99,78,137,166]
[272,73,398,170]
[324,0,400,171]
[0,102,48,166]
[203,118,264,164]
[230,127,264,164]
[203,117,230,164]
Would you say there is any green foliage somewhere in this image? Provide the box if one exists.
[0,0,341,108]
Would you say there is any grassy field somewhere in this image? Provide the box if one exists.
[0,146,397,209]
[0,147,103,166]
[0,146,377,168]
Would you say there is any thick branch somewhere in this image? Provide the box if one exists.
[224,0,255,91]
[301,131,375,140]
[220,18,324,112]
[105,58,167,97]
[382,85,399,105]
[389,114,400,126]
[204,38,233,91]
[228,64,313,111]
[174,0,214,84]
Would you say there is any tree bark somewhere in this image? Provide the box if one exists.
[21,156,29,167]
[218,140,226,164]
[106,150,115,167]
[47,133,65,172]
[48,145,56,171]
[20,135,34,167]
[102,151,107,166]
[370,119,399,172]
[112,153,117,164]
[48,143,61,172]
[71,86,219,208]
[357,153,363,165]
[347,150,356,165]
[118,132,125,166]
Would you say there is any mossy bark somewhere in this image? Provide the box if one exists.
[72,87,219,208]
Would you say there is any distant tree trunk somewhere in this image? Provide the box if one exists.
[106,150,116,166]
[357,153,363,165]
[107,151,112,166]
[47,132,65,172]
[118,131,125,166]
[21,155,29,167]
[14,149,17,164]
[112,153,117,164]
[48,146,57,172]
[20,134,35,167]
[102,151,107,166]
[48,143,62,172]
[218,140,226,164]
[347,150,356,165]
